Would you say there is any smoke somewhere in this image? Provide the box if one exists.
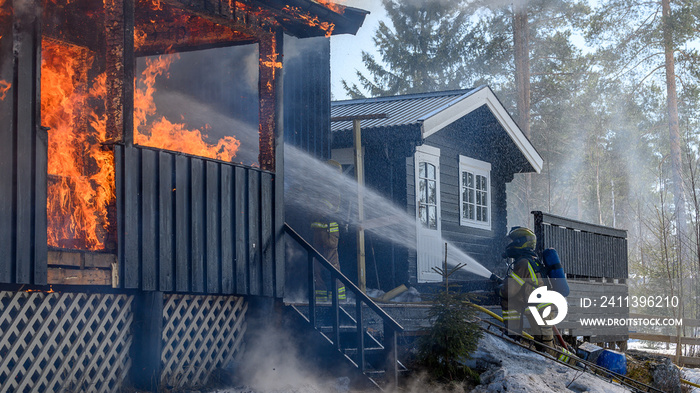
[223,325,351,393]
[284,35,326,64]
[217,324,477,393]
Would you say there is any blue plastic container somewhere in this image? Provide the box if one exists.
[596,349,627,375]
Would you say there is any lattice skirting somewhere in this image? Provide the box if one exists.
[0,291,133,393]
[161,294,247,389]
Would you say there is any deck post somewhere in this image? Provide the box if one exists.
[131,291,164,392]
[353,119,366,293]
[383,321,398,387]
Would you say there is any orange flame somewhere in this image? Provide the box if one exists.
[42,39,115,251]
[261,53,282,70]
[25,285,55,293]
[149,0,162,10]
[134,29,147,49]
[316,0,345,14]
[283,5,335,37]
[0,80,9,100]
[134,54,241,161]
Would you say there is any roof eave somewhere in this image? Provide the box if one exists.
[420,86,543,174]
[264,0,369,38]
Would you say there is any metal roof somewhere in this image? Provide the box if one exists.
[330,86,544,173]
[331,88,476,132]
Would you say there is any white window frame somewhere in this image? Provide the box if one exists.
[459,155,491,230]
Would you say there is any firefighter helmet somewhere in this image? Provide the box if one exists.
[506,226,536,251]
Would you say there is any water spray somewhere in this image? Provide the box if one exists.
[285,145,494,280]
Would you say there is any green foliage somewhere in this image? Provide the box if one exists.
[342,0,480,97]
[416,290,482,383]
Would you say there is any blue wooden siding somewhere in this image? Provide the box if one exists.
[115,145,280,296]
[283,35,331,160]
[405,106,515,283]
[0,5,48,286]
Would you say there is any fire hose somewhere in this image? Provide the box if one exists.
[476,316,664,393]
[371,292,696,390]
[466,302,697,392]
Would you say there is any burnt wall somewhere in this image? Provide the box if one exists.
[0,1,48,285]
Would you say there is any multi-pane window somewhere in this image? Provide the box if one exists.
[459,156,491,229]
[418,162,438,229]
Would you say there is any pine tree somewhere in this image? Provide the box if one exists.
[342,0,481,97]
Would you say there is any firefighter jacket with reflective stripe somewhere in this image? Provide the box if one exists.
[500,256,546,329]
[501,256,544,307]
[310,221,339,233]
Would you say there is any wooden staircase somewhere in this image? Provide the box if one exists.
[284,224,405,389]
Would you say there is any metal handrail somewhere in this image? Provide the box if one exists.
[284,223,403,385]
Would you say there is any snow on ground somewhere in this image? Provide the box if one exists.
[471,334,630,393]
[684,367,700,393]
[627,339,679,356]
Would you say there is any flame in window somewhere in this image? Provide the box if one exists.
[133,53,241,161]
[42,39,114,251]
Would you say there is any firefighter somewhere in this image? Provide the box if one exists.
[310,160,346,302]
[497,227,576,363]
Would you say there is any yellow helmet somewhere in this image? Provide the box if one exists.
[506,226,536,251]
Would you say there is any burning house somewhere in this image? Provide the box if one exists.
[0,0,383,391]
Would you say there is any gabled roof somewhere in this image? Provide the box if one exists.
[331,86,544,173]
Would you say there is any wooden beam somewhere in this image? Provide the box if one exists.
[134,0,257,56]
[258,30,281,171]
[159,0,274,42]
[131,291,164,391]
[273,26,285,298]
[330,114,388,122]
[48,250,116,269]
[47,268,111,285]
[656,354,700,367]
[354,119,366,293]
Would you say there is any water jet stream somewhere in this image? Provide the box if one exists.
[284,145,493,280]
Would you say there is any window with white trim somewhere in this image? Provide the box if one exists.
[459,156,491,230]
[418,161,438,230]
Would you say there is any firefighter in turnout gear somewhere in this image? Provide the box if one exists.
[498,227,576,364]
[311,160,346,302]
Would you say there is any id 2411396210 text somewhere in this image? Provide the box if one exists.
[580,295,679,308]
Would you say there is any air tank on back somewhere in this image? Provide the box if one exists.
[542,248,570,297]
